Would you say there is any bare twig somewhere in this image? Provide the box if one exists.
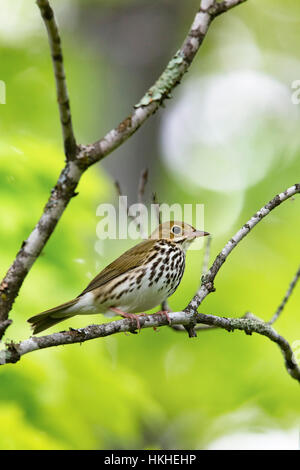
[138,169,149,205]
[114,180,122,198]
[115,169,149,237]
[134,168,149,237]
[114,179,132,219]
[268,265,300,325]
[1,1,247,324]
[187,184,300,316]
[37,0,77,159]
[152,192,162,225]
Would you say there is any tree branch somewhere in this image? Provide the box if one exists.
[137,169,149,205]
[1,311,299,383]
[186,184,300,315]
[0,0,247,325]
[268,265,300,325]
[76,0,248,168]
[37,0,77,159]
[115,168,149,238]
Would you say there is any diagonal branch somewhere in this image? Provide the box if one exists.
[186,184,300,316]
[78,0,248,168]
[268,265,300,325]
[0,0,247,326]
[115,169,149,238]
[37,0,77,159]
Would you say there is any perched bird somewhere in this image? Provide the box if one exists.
[28,221,209,334]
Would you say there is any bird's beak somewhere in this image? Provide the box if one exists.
[187,230,210,239]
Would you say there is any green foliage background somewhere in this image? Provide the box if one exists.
[0,0,299,449]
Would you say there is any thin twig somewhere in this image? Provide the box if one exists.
[134,168,149,237]
[268,265,300,325]
[114,178,132,219]
[115,169,149,237]
[114,180,122,198]
[138,169,148,205]
[152,192,162,225]
[37,0,77,159]
[187,184,300,316]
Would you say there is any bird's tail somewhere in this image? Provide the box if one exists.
[27,298,79,334]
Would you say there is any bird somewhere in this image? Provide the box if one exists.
[28,221,209,334]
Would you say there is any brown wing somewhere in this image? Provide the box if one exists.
[78,239,155,296]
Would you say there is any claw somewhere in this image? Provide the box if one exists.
[156,310,172,325]
[110,307,142,332]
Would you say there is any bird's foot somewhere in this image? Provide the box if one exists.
[110,307,142,332]
[155,310,172,325]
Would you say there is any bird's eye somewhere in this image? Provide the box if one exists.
[171,225,182,235]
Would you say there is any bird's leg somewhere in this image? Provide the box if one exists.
[155,310,172,325]
[110,307,142,331]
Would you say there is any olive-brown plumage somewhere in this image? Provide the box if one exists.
[28,221,209,334]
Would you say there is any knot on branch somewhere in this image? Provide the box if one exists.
[5,341,20,364]
[200,278,215,293]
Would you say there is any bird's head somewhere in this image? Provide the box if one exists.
[149,221,209,250]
